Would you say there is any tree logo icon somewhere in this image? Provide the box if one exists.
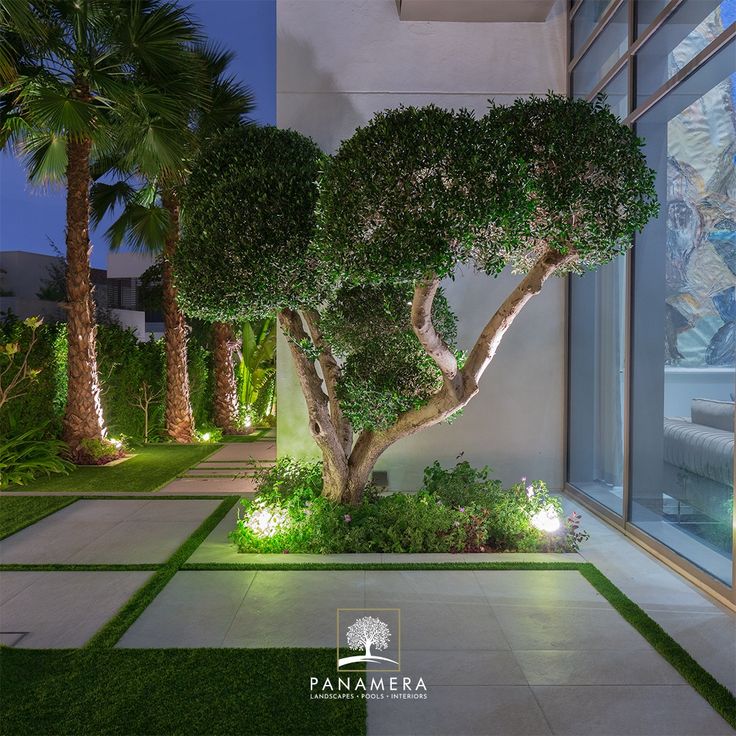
[337,611,400,670]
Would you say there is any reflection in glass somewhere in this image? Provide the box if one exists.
[600,63,628,118]
[636,0,733,104]
[569,258,626,516]
[573,0,617,55]
[631,53,735,585]
[572,1,628,97]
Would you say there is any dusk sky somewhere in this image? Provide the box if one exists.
[0,0,276,269]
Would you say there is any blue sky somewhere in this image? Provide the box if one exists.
[0,0,276,269]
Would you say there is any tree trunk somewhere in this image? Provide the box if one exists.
[282,249,572,506]
[212,321,240,433]
[161,190,195,443]
[62,135,107,452]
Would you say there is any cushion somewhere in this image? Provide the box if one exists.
[664,418,734,486]
[691,398,734,433]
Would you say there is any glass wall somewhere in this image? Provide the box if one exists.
[631,41,735,585]
[569,258,626,515]
[568,0,735,598]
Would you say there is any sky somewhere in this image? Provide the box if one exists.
[0,0,276,269]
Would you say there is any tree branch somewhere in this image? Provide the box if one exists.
[411,276,461,398]
[278,308,348,483]
[303,309,353,455]
[463,248,572,387]
[350,248,575,484]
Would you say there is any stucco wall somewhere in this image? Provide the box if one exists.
[276,0,567,490]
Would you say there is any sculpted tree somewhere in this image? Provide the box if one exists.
[177,97,657,504]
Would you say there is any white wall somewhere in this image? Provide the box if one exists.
[107,251,155,279]
[277,0,567,490]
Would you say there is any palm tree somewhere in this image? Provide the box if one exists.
[0,0,199,453]
[91,43,253,443]
[212,321,240,434]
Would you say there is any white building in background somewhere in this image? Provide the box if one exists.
[0,249,160,340]
[276,0,566,491]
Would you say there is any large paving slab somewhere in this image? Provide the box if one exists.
[117,570,365,648]
[0,499,220,564]
[115,567,733,734]
[204,441,276,462]
[0,571,152,647]
[559,495,736,695]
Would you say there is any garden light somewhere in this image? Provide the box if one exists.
[246,500,289,537]
[531,505,561,533]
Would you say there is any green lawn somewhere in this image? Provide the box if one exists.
[0,496,78,539]
[3,445,218,493]
[0,648,366,736]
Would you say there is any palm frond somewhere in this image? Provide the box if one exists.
[20,129,67,183]
[89,179,136,226]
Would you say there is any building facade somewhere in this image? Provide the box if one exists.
[276,0,735,604]
[566,0,735,604]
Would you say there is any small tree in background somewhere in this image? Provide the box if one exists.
[178,98,657,504]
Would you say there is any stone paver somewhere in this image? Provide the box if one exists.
[205,441,276,462]
[560,496,736,695]
[0,571,152,647]
[532,685,734,735]
[114,568,735,735]
[0,499,220,564]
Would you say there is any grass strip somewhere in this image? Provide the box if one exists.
[182,560,586,571]
[0,647,366,736]
[0,496,79,540]
[3,445,222,493]
[579,563,736,729]
[85,496,239,649]
[0,563,160,572]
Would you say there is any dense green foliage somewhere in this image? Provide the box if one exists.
[316,98,656,284]
[314,104,520,284]
[0,316,66,437]
[0,428,73,488]
[237,318,276,426]
[230,458,588,554]
[5,444,215,492]
[0,648,365,736]
[483,95,659,274]
[0,317,220,443]
[0,495,77,539]
[321,283,458,430]
[177,125,324,321]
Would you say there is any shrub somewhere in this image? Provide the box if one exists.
[229,458,588,554]
[0,316,66,438]
[74,437,126,466]
[0,428,73,488]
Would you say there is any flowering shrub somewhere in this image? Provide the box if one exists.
[229,458,589,554]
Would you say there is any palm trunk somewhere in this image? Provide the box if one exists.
[161,190,195,443]
[212,321,240,433]
[62,135,106,453]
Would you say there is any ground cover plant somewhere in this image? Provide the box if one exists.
[0,495,77,539]
[2,444,216,493]
[177,96,658,505]
[0,647,365,736]
[229,458,589,554]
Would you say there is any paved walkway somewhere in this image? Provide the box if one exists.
[155,439,275,495]
[0,467,734,735]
